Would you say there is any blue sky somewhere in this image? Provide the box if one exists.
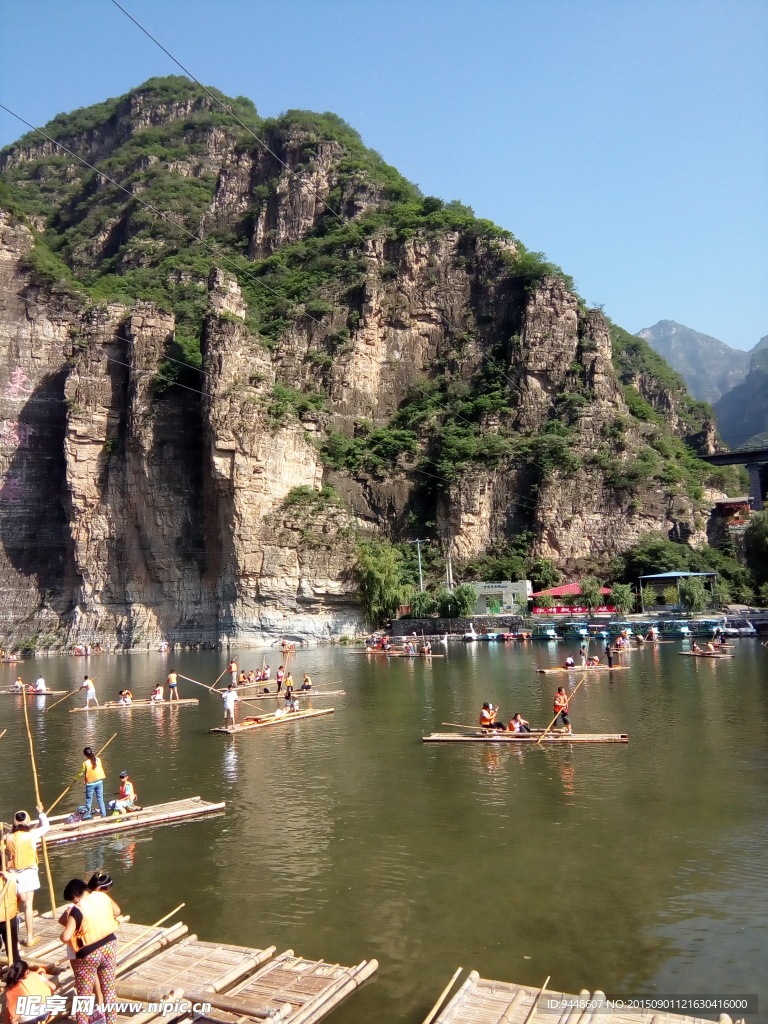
[1,0,766,349]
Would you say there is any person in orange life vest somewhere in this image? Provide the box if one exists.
[108,772,137,815]
[228,659,238,683]
[6,803,49,946]
[59,878,120,1024]
[166,669,180,701]
[0,864,21,961]
[4,959,56,1024]
[479,703,505,730]
[553,687,572,733]
[81,747,106,820]
[508,712,531,733]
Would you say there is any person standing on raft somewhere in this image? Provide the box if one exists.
[6,803,49,947]
[81,748,107,819]
[80,675,98,709]
[166,669,180,701]
[222,683,239,727]
[59,877,121,1024]
[228,659,238,684]
[553,688,572,734]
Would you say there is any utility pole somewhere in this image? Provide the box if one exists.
[407,539,429,592]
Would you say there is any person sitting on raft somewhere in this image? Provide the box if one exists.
[108,772,137,815]
[586,655,601,667]
[117,690,132,705]
[508,712,531,733]
[564,656,576,668]
[691,641,702,653]
[4,960,56,1024]
[150,684,164,702]
[301,674,312,691]
[420,640,432,654]
[286,695,300,713]
[479,703,506,730]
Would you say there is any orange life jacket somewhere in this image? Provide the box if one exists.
[83,757,106,784]
[1,874,18,921]
[119,780,136,803]
[6,830,37,870]
[71,890,119,952]
[6,970,54,1023]
[554,693,568,713]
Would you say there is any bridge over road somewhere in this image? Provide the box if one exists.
[700,446,768,511]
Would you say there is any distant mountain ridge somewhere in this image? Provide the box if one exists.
[636,320,750,404]
[712,335,768,448]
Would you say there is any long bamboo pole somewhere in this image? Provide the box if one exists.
[212,667,229,690]
[0,834,16,964]
[114,902,185,962]
[178,674,276,714]
[21,695,57,920]
[44,685,87,713]
[0,728,6,740]
[422,966,463,1024]
[46,732,118,815]
[517,976,550,1024]
[536,676,587,746]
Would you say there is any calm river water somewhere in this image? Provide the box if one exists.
[1,639,766,1022]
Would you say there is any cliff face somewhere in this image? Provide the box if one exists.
[0,79,724,646]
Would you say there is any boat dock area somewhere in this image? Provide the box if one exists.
[19,911,377,1024]
[428,972,727,1024]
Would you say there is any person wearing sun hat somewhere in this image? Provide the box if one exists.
[6,803,49,946]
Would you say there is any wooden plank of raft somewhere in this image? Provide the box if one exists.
[423,733,629,744]
[210,707,334,735]
[70,698,199,711]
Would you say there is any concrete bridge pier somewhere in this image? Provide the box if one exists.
[746,463,765,511]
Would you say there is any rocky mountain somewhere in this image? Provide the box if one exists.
[712,336,768,448]
[0,77,732,647]
[636,320,751,405]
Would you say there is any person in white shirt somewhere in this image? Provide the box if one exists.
[34,676,46,693]
[221,684,239,726]
[80,675,98,708]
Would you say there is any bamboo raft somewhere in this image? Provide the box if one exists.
[24,914,376,1024]
[424,732,628,744]
[536,665,630,674]
[191,949,379,1024]
[350,650,446,657]
[69,698,199,712]
[429,972,724,1024]
[41,796,225,845]
[678,651,734,659]
[211,707,334,735]
[235,689,346,701]
[1,688,67,695]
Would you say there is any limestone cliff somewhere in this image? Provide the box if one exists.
[0,77,728,646]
